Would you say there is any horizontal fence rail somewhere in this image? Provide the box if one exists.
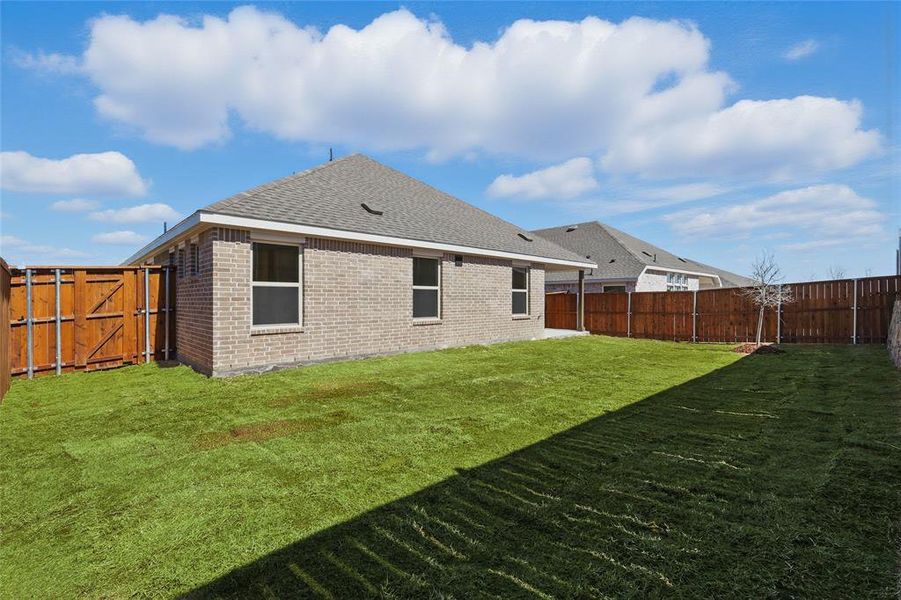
[7,266,176,379]
[548,275,900,345]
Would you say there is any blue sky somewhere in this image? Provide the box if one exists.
[1,1,897,279]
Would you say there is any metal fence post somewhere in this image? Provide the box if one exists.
[851,278,858,344]
[164,267,170,361]
[55,269,62,375]
[25,268,33,379]
[692,290,697,343]
[144,267,151,363]
[627,291,632,338]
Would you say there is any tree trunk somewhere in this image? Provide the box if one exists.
[756,306,765,347]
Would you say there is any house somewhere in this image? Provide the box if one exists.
[124,154,595,376]
[532,221,752,294]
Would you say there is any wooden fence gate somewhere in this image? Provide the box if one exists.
[6,266,175,380]
[548,275,900,345]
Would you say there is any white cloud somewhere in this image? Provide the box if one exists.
[91,230,149,245]
[487,158,599,199]
[89,203,180,223]
[0,234,90,265]
[601,97,881,180]
[778,239,847,252]
[0,151,148,196]
[51,198,101,212]
[25,8,880,181]
[784,39,819,61]
[665,184,885,244]
[12,49,81,73]
[66,9,728,155]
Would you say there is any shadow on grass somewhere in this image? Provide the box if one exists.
[186,346,900,599]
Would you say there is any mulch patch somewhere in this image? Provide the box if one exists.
[734,343,785,355]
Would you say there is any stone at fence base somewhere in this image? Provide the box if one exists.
[888,300,901,369]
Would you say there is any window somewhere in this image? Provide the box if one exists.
[189,242,199,276]
[512,266,529,315]
[413,257,440,319]
[603,285,626,293]
[666,272,689,291]
[252,242,301,327]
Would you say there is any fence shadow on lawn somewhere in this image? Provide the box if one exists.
[186,346,899,599]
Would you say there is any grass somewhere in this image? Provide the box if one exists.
[1,336,899,598]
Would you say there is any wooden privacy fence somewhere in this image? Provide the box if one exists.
[0,259,10,399]
[7,266,175,380]
[549,275,900,344]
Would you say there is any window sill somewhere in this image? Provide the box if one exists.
[412,318,443,326]
[512,314,532,320]
[251,325,303,336]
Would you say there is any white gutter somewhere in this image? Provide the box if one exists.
[123,211,597,270]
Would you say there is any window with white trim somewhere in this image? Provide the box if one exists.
[602,285,626,293]
[413,257,440,319]
[666,272,689,291]
[512,266,529,315]
[252,242,301,326]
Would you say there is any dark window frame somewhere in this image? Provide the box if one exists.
[251,241,302,327]
[412,256,441,319]
[512,266,530,316]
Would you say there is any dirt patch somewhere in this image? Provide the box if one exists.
[268,381,394,407]
[734,343,785,355]
[195,410,355,449]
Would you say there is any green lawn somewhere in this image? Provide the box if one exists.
[1,337,899,598]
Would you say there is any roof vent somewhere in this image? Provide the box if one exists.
[361,202,383,215]
[678,257,687,263]
[518,232,533,242]
[641,251,653,257]
[609,259,615,263]
[566,225,578,232]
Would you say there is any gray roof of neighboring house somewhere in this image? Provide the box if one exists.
[199,154,590,265]
[532,221,753,287]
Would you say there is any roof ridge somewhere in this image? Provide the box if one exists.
[594,221,653,267]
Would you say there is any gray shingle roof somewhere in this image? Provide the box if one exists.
[202,154,590,265]
[532,221,752,287]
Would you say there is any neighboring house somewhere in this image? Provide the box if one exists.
[532,221,752,294]
[124,154,595,376]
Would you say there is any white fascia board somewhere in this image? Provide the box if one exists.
[140,212,594,269]
[123,211,597,268]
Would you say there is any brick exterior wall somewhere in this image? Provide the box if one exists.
[184,227,546,376]
[154,231,214,374]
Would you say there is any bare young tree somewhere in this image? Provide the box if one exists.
[827,265,847,280]
[739,252,794,346]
